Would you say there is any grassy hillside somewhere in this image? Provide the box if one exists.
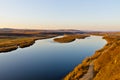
[64,33,120,80]
[93,34,120,80]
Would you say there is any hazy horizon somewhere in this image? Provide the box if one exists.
[0,0,120,31]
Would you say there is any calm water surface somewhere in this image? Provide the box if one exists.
[0,36,106,80]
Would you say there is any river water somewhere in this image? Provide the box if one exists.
[0,36,106,80]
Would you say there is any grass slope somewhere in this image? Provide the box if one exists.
[64,33,120,80]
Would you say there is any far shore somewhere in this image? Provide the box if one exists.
[0,34,89,53]
[0,29,89,53]
[0,35,59,53]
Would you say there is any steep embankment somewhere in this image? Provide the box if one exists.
[64,34,120,80]
[93,35,120,80]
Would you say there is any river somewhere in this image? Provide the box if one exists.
[0,35,106,80]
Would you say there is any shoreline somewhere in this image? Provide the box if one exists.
[0,33,119,80]
[0,35,58,53]
[0,34,89,53]
[64,34,120,80]
[64,35,108,80]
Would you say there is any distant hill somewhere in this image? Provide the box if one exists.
[0,28,87,37]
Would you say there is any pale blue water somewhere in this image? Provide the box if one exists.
[0,36,106,80]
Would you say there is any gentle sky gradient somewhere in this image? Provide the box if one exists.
[0,0,120,31]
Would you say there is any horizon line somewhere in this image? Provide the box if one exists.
[0,28,120,32]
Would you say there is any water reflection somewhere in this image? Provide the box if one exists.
[0,36,106,80]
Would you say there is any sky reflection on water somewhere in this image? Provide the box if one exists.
[0,36,106,80]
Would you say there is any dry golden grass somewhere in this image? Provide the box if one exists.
[54,34,89,43]
[64,33,120,80]
[0,34,58,53]
[0,37,37,52]
[54,36,75,43]
[93,34,120,80]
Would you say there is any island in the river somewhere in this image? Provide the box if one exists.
[53,34,89,43]
[0,28,120,80]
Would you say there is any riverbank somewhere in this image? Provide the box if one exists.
[0,33,105,80]
[64,33,120,80]
[0,28,87,53]
[0,34,89,53]
[0,35,58,53]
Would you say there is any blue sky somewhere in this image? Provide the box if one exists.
[0,0,120,31]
